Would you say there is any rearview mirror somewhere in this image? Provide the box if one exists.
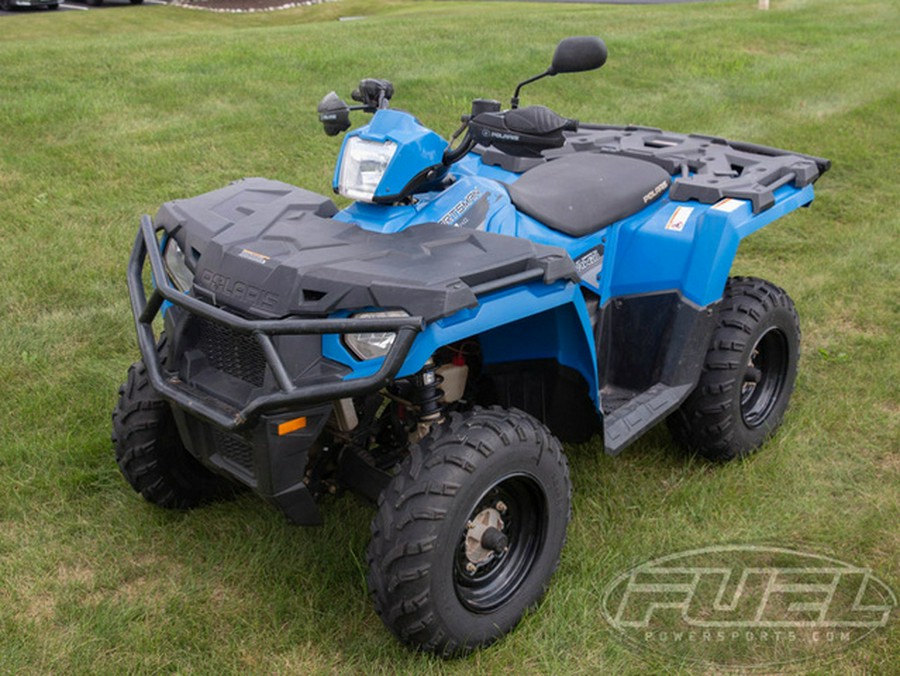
[317,91,351,136]
[550,36,607,75]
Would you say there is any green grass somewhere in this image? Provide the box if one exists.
[1,0,898,672]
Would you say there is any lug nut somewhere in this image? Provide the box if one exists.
[495,501,507,513]
[466,562,477,573]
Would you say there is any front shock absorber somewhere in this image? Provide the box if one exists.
[414,358,445,424]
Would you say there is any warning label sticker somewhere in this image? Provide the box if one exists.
[665,206,693,232]
[239,248,271,265]
[711,198,747,213]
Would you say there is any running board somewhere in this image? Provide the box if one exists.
[603,383,693,455]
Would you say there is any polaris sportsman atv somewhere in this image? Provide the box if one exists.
[114,37,830,655]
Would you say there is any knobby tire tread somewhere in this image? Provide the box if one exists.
[366,406,570,656]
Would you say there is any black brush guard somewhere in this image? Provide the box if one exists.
[128,215,425,432]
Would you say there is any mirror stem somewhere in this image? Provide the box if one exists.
[511,69,554,109]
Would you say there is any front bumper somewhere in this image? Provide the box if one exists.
[128,216,424,524]
[128,215,425,432]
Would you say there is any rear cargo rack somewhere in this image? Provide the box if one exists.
[549,125,831,213]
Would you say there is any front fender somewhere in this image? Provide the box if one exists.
[323,280,599,409]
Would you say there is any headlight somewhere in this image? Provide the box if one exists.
[162,237,194,292]
[338,137,397,202]
[344,310,409,360]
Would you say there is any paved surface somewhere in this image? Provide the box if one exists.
[2,0,706,15]
[1,0,709,16]
[1,0,164,16]
[487,0,717,4]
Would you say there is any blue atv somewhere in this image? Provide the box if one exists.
[114,37,830,655]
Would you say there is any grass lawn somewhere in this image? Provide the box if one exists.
[1,0,897,672]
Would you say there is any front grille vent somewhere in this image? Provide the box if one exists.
[196,317,267,387]
[213,429,255,474]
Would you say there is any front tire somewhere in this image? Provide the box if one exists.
[112,336,234,508]
[367,407,571,656]
[667,276,800,461]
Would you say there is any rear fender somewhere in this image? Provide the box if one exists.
[322,280,599,408]
[592,182,815,454]
[601,183,815,307]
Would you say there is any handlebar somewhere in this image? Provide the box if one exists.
[442,131,477,166]
[463,104,576,159]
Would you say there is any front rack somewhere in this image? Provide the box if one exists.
[127,215,425,431]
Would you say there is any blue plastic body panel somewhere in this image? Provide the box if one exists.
[601,183,815,307]
[326,110,818,409]
[333,109,449,201]
[322,279,600,407]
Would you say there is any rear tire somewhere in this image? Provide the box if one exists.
[112,335,234,508]
[667,276,800,461]
[367,407,571,656]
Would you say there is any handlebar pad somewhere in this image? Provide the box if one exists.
[505,105,577,135]
[468,105,575,157]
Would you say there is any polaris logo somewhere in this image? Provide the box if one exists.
[490,131,521,142]
[643,180,669,204]
[199,270,279,311]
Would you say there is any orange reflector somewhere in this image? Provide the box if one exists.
[278,417,307,436]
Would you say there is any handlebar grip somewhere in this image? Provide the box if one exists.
[563,118,579,132]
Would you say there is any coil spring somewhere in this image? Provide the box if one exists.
[415,366,445,421]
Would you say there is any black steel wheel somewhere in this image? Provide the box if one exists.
[453,473,546,613]
[367,407,571,656]
[740,325,790,429]
[667,276,800,461]
[112,334,235,508]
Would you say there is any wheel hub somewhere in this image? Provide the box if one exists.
[741,349,762,398]
[453,473,548,613]
[465,507,506,564]
[740,328,789,428]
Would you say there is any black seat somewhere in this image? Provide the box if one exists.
[506,153,671,237]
